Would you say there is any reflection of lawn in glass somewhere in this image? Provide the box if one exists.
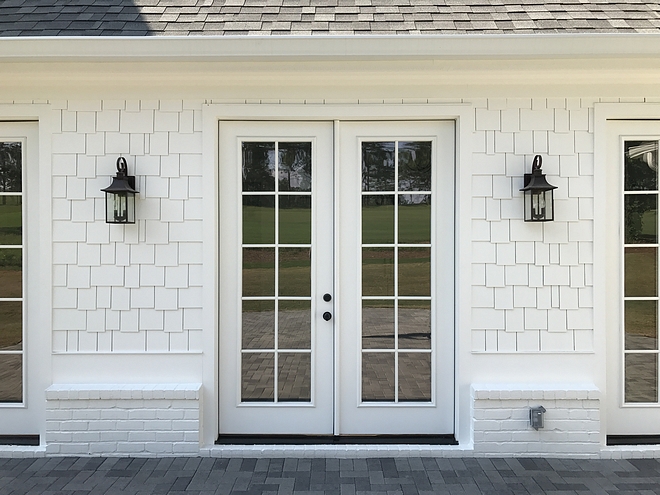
[243,256,310,297]
[625,300,658,350]
[0,302,22,350]
[625,247,657,297]
[0,201,21,245]
[243,206,311,245]
[362,203,431,244]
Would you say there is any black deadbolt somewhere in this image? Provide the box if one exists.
[323,293,332,302]
[323,312,332,321]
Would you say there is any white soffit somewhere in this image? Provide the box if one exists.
[1,34,660,63]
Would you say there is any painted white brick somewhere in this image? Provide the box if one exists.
[520,109,554,131]
[472,308,505,330]
[513,286,536,308]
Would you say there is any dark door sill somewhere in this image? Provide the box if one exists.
[0,435,40,446]
[607,435,660,446]
[216,434,457,445]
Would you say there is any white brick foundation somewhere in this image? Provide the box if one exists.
[45,384,202,456]
[472,385,600,456]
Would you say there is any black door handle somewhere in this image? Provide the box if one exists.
[323,293,332,302]
[323,312,332,321]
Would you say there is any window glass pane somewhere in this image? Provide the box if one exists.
[243,248,275,297]
[0,249,21,298]
[625,300,657,351]
[278,300,311,349]
[242,300,274,350]
[279,196,311,244]
[362,352,395,402]
[243,196,275,244]
[398,195,431,244]
[362,142,395,192]
[625,353,658,403]
[242,353,274,402]
[0,142,22,193]
[625,141,658,192]
[278,142,311,192]
[0,196,21,245]
[0,354,22,402]
[398,248,431,297]
[277,353,311,402]
[625,247,657,297]
[0,301,21,351]
[242,142,275,192]
[625,194,657,244]
[362,300,394,349]
[398,141,432,192]
[362,195,394,244]
[278,248,310,297]
[362,248,394,296]
[399,300,431,349]
[398,353,431,402]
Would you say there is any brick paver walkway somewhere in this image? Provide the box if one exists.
[2,456,660,494]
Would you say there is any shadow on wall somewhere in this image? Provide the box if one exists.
[0,0,151,36]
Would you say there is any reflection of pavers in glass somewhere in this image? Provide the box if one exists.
[0,352,21,402]
[625,352,658,403]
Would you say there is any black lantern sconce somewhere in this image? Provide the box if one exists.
[101,157,138,224]
[520,155,557,222]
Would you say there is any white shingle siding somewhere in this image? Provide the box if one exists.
[51,100,203,353]
[470,98,594,353]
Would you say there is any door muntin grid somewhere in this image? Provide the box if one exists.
[0,140,23,405]
[360,140,434,404]
[241,141,314,404]
[623,139,660,404]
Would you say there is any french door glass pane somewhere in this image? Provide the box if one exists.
[0,142,22,192]
[0,301,22,351]
[241,141,313,403]
[0,196,21,245]
[0,249,21,298]
[361,141,433,403]
[623,140,660,405]
[0,354,22,402]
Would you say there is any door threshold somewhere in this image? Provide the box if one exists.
[607,435,660,446]
[216,434,458,445]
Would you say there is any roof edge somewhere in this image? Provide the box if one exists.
[1,34,660,62]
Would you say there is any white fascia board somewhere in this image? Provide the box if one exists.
[1,34,660,62]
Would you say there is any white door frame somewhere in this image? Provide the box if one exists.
[202,104,473,445]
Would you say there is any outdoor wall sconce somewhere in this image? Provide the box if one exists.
[530,405,546,430]
[101,157,138,224]
[520,155,557,222]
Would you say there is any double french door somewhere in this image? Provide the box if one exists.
[218,121,454,436]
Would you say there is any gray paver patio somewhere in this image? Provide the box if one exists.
[2,456,660,494]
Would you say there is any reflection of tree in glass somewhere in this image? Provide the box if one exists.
[625,195,657,244]
[362,142,395,192]
[399,141,431,191]
[278,143,311,192]
[242,142,275,192]
[0,143,21,195]
[626,141,657,191]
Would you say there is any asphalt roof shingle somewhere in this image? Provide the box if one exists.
[0,0,659,36]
